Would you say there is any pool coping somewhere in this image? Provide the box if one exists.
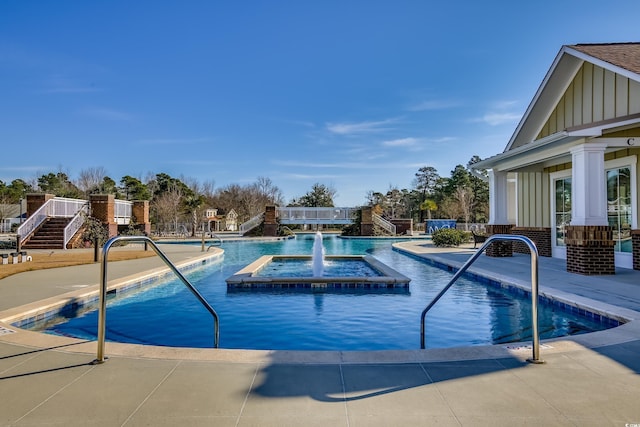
[225,254,411,288]
[1,243,639,365]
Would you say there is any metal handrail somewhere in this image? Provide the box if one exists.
[63,203,89,248]
[206,233,223,251]
[420,234,544,364]
[373,213,397,235]
[239,212,264,235]
[95,235,219,363]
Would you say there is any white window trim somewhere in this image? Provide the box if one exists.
[605,155,637,269]
[550,170,572,259]
[605,155,637,229]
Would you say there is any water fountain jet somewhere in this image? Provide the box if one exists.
[312,231,325,277]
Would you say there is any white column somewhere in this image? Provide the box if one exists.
[488,169,509,224]
[570,143,608,226]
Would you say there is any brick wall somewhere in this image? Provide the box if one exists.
[26,193,54,217]
[565,225,615,275]
[132,200,151,235]
[633,229,640,271]
[391,218,413,235]
[360,207,373,236]
[263,205,277,237]
[511,227,552,257]
[89,194,117,238]
[485,224,514,257]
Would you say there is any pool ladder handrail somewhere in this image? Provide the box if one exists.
[95,235,219,363]
[420,234,544,364]
[207,233,223,250]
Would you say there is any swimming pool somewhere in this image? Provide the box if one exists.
[33,235,614,350]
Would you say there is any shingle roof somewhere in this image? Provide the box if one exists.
[568,43,640,74]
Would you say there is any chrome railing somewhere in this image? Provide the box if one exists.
[373,213,397,235]
[420,235,543,364]
[63,203,89,248]
[239,212,264,235]
[95,235,219,363]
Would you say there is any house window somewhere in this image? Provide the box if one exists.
[607,167,632,253]
[554,177,572,247]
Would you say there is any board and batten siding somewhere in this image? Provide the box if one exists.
[516,171,550,227]
[537,63,640,139]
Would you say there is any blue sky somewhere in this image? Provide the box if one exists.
[2,1,640,206]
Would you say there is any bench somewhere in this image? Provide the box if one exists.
[471,230,487,249]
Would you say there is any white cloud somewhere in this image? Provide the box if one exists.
[326,118,397,135]
[136,137,211,145]
[407,99,459,111]
[44,76,102,94]
[382,137,419,147]
[481,112,521,126]
[273,160,425,169]
[80,107,133,121]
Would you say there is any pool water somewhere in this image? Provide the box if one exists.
[35,235,612,350]
[256,258,382,277]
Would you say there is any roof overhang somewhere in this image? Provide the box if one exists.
[504,45,640,153]
[473,113,640,172]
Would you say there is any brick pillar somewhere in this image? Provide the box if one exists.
[90,194,117,238]
[132,200,151,235]
[632,229,640,271]
[511,227,552,257]
[565,225,615,275]
[26,193,55,217]
[263,205,277,237]
[485,224,514,257]
[360,207,373,236]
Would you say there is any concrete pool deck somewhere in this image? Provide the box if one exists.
[0,240,639,425]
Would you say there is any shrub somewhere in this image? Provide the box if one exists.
[431,228,469,247]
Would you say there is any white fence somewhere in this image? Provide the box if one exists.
[114,200,133,225]
[277,207,357,225]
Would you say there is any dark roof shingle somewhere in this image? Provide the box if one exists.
[568,43,640,74]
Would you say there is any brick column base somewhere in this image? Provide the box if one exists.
[263,224,277,237]
[485,224,514,257]
[262,205,277,236]
[632,229,640,271]
[565,225,615,275]
[511,227,552,257]
[360,207,373,236]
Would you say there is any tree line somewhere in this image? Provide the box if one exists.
[366,155,488,225]
[0,156,488,233]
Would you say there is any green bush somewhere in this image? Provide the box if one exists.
[431,228,469,247]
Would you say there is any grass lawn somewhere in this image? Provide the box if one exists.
[0,249,157,280]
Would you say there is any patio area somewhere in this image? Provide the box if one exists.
[0,241,639,426]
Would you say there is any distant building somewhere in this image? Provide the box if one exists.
[474,43,640,274]
[0,202,25,233]
[204,208,238,232]
[225,209,238,231]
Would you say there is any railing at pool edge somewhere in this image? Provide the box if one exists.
[94,235,220,364]
[420,234,544,364]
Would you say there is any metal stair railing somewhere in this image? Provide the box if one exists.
[420,234,544,364]
[206,233,223,251]
[17,197,90,245]
[372,213,397,235]
[95,235,219,363]
[239,212,264,235]
[63,203,90,249]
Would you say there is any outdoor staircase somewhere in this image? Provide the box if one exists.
[22,217,71,249]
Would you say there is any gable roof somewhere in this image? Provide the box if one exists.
[474,43,640,171]
[569,43,640,74]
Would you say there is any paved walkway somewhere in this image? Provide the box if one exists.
[0,240,639,426]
